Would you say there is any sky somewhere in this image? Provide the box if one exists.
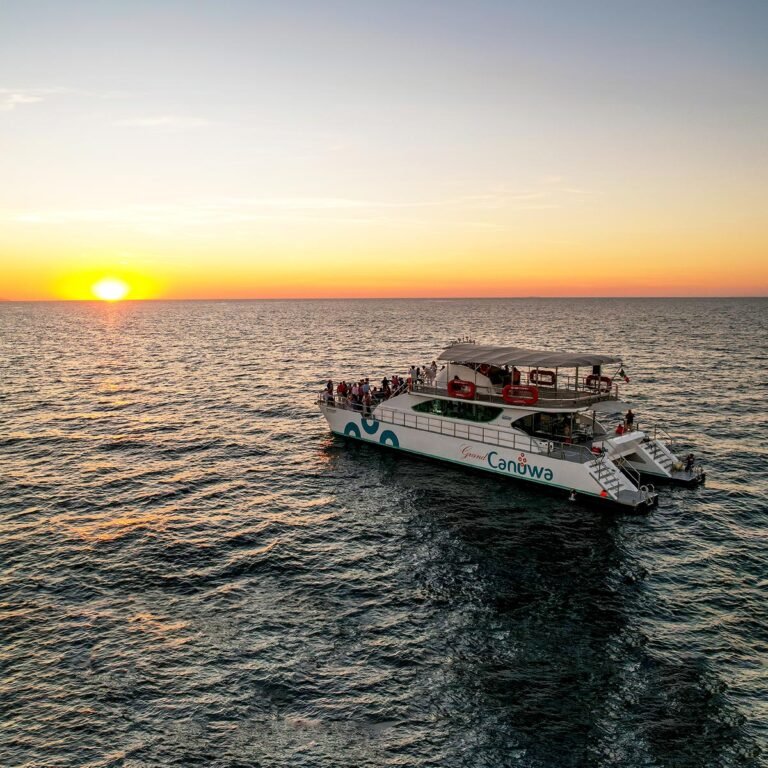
[1,0,767,299]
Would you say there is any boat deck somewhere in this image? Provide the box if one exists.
[412,382,618,410]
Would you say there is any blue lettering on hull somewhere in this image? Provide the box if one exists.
[487,451,553,482]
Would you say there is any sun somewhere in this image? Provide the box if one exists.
[92,277,129,301]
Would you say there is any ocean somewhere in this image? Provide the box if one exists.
[1,298,766,767]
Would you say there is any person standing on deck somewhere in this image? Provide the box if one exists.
[626,409,635,431]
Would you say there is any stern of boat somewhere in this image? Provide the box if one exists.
[595,430,705,487]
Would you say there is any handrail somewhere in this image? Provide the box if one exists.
[651,424,678,452]
[389,379,409,398]
[640,483,656,504]
[584,451,626,497]
[412,381,617,409]
[522,370,620,397]
[323,373,410,402]
[614,455,642,489]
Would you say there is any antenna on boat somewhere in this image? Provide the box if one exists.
[446,335,476,347]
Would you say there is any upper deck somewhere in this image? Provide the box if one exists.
[432,340,627,411]
[412,375,620,410]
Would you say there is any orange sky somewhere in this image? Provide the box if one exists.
[1,2,766,299]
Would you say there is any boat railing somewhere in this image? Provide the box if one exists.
[319,395,599,465]
[613,455,643,488]
[527,371,621,398]
[412,380,618,408]
[320,375,409,402]
[650,424,678,452]
[389,379,410,398]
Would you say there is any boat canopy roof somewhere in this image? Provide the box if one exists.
[439,343,622,368]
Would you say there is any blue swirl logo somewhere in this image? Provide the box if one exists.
[343,419,399,448]
[360,418,380,435]
[343,422,361,438]
[379,430,400,447]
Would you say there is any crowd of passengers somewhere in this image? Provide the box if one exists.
[320,362,443,415]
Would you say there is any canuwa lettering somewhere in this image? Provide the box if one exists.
[486,451,554,482]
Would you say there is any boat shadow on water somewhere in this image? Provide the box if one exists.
[330,440,762,768]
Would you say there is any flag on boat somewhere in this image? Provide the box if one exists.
[618,367,630,383]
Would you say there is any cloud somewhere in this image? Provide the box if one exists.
[0,86,77,112]
[0,185,587,230]
[114,115,212,128]
[0,90,44,111]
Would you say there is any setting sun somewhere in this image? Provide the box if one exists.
[92,278,129,301]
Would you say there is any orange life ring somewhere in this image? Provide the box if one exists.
[585,374,613,392]
[502,384,539,406]
[447,379,476,399]
[529,369,556,386]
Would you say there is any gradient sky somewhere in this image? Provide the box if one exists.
[1,0,767,299]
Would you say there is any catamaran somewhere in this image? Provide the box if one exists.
[318,340,705,511]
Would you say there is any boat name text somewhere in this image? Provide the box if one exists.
[459,445,554,481]
[488,450,554,481]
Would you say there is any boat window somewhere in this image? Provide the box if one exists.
[412,399,503,423]
[512,413,537,435]
[513,412,568,436]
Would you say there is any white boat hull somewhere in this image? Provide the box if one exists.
[321,404,657,510]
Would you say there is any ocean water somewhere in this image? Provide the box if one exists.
[1,297,766,768]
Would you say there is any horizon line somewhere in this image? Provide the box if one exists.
[2,295,767,302]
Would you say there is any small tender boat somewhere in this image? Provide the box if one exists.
[318,340,705,511]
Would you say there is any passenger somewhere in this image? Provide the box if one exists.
[625,409,635,431]
[512,366,521,385]
[615,422,625,436]
[685,453,695,472]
